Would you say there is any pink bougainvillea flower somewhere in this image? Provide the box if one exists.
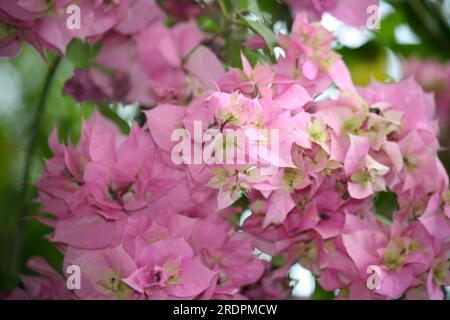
[220,53,274,98]
[344,135,389,199]
[342,213,439,299]
[6,257,75,300]
[242,263,292,300]
[122,212,197,259]
[123,238,215,299]
[426,244,450,300]
[64,245,141,300]
[419,190,450,240]
[276,14,340,96]
[136,20,224,102]
[37,112,182,222]
[402,57,450,130]
[358,78,439,139]
[189,217,265,295]
[32,0,162,54]
[51,215,118,250]
[397,130,443,193]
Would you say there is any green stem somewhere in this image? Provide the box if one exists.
[21,56,61,216]
[11,56,62,274]
[217,0,229,19]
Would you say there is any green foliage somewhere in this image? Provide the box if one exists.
[271,255,286,270]
[98,103,131,135]
[66,38,102,69]
[197,15,221,34]
[385,0,450,59]
[244,17,277,52]
[374,190,400,224]
[0,45,85,291]
[214,0,291,67]
[311,281,335,300]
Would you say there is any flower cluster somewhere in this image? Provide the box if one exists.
[64,17,224,105]
[4,5,450,300]
[0,0,161,56]
[401,57,450,132]
[10,112,264,300]
[144,15,450,299]
[1,0,224,105]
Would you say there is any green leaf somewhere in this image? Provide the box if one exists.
[98,104,130,135]
[197,16,221,33]
[232,194,249,208]
[236,0,277,54]
[271,255,286,270]
[373,190,399,224]
[224,36,242,68]
[236,0,261,14]
[311,280,335,300]
[245,18,277,52]
[241,47,259,66]
[66,38,101,69]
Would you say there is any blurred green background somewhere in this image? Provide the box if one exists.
[0,0,449,297]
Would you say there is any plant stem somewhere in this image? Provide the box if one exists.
[11,56,62,274]
[217,0,229,19]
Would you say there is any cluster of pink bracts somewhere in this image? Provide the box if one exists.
[401,58,450,132]
[2,1,450,300]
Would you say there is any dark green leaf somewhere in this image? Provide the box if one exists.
[373,190,399,224]
[98,104,130,135]
[311,280,335,300]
